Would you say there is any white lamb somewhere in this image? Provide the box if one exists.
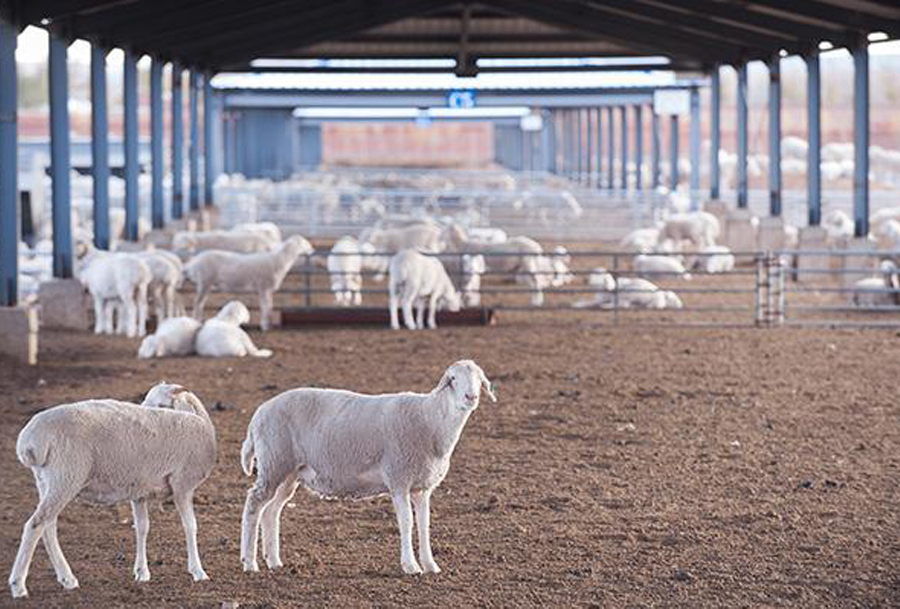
[173,229,276,254]
[573,268,676,309]
[238,360,496,575]
[851,260,899,307]
[359,223,444,255]
[326,236,377,306]
[183,235,313,330]
[230,222,282,245]
[659,211,720,251]
[634,254,692,280]
[136,249,184,320]
[8,383,215,598]
[388,249,462,330]
[823,209,854,243]
[620,227,660,254]
[77,248,152,338]
[439,253,487,307]
[137,317,202,359]
[195,301,272,358]
[699,245,736,273]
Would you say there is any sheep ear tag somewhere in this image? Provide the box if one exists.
[483,380,497,403]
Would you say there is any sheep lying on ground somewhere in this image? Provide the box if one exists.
[77,247,152,338]
[573,268,682,310]
[239,360,495,575]
[184,235,313,330]
[634,254,692,280]
[138,317,202,359]
[697,245,736,273]
[851,260,899,307]
[8,383,215,598]
[388,249,462,330]
[195,301,272,358]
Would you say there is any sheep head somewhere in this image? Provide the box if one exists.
[216,300,251,326]
[438,360,496,412]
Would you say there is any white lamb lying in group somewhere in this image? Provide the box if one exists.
[851,260,899,307]
[196,301,272,358]
[634,254,692,280]
[8,383,215,598]
[239,360,496,575]
[388,249,462,330]
[698,245,736,273]
[573,268,682,310]
[138,317,202,359]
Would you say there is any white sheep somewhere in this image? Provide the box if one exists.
[851,260,899,307]
[183,235,313,330]
[173,229,276,255]
[388,249,462,330]
[620,227,660,254]
[8,383,216,598]
[659,211,720,251]
[238,360,496,575]
[230,222,282,245]
[137,317,202,359]
[823,209,854,243]
[359,222,444,255]
[439,253,487,307]
[326,236,372,307]
[195,301,272,358]
[573,268,676,309]
[77,248,152,338]
[698,245,736,273]
[136,249,184,321]
[634,254,692,280]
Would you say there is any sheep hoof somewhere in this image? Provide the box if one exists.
[190,568,209,582]
[59,574,80,590]
[133,567,150,582]
[242,560,259,573]
[401,561,424,575]
[422,561,441,574]
[9,579,28,598]
[265,557,283,569]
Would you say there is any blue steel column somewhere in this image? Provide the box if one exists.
[90,44,109,249]
[204,73,214,204]
[0,14,17,305]
[595,107,603,188]
[768,55,781,217]
[710,66,721,199]
[171,63,184,219]
[189,71,200,211]
[606,106,614,189]
[150,58,164,228]
[585,108,592,185]
[736,62,749,208]
[541,110,552,173]
[49,31,72,277]
[620,106,628,190]
[634,105,643,190]
[853,39,869,237]
[547,110,556,173]
[576,108,583,181]
[806,49,821,226]
[669,115,679,190]
[651,107,660,189]
[690,87,701,207]
[123,49,139,241]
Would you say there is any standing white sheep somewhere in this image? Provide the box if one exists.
[77,248,152,338]
[238,360,496,575]
[388,249,462,330]
[183,235,313,330]
[326,236,374,306]
[8,383,216,598]
[195,301,272,358]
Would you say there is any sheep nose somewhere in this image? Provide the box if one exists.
[465,393,476,401]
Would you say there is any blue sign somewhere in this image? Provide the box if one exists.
[447,90,476,109]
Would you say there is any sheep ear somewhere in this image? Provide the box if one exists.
[478,370,497,402]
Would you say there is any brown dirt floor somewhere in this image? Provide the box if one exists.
[1,317,900,608]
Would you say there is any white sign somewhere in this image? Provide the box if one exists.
[653,90,690,116]
[520,113,543,132]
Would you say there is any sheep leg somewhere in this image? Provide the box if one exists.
[260,476,299,569]
[352,274,362,305]
[152,284,165,322]
[131,499,151,582]
[411,489,440,573]
[92,295,105,334]
[41,518,79,590]
[9,486,77,598]
[426,293,439,329]
[390,491,422,575]
[173,491,208,582]
[239,329,272,358]
[259,289,274,332]
[192,285,209,321]
[136,282,149,337]
[401,291,418,331]
[388,282,401,330]
[123,298,138,338]
[241,477,280,572]
[414,298,426,330]
[164,283,177,319]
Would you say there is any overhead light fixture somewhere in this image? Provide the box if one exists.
[868,31,889,42]
[818,41,834,51]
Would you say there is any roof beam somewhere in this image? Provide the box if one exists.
[221,61,701,73]
[745,0,900,36]
[200,0,458,68]
[21,0,128,24]
[484,0,744,63]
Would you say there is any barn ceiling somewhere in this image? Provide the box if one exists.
[3,0,900,74]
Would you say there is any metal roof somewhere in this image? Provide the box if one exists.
[4,1,900,74]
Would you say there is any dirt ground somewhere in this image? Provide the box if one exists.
[1,318,900,608]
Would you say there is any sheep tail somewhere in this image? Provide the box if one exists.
[16,431,51,468]
[240,429,256,476]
